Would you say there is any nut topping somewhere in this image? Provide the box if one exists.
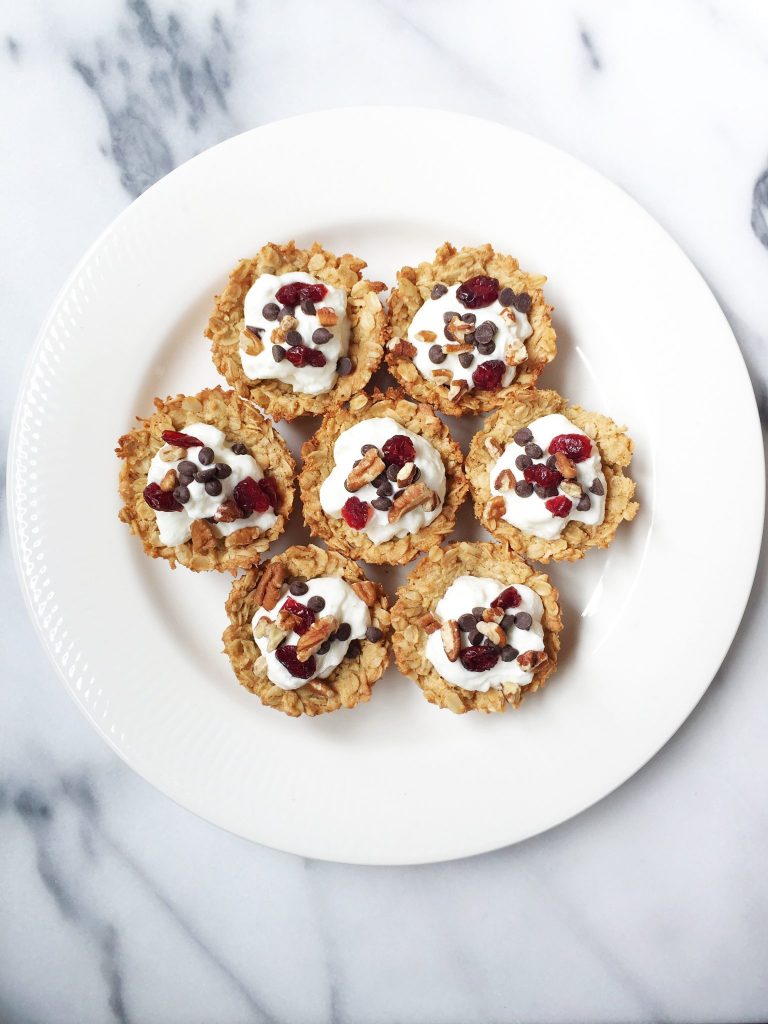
[159,469,178,493]
[493,468,516,492]
[316,307,338,327]
[418,611,442,634]
[431,368,453,379]
[190,519,217,556]
[484,436,504,458]
[485,495,507,522]
[553,451,577,479]
[296,615,339,662]
[388,482,439,523]
[417,330,437,342]
[388,337,417,358]
[447,379,468,402]
[440,620,461,662]
[159,445,187,463]
[560,480,582,499]
[395,461,417,486]
[477,621,506,646]
[444,342,475,354]
[215,498,242,523]
[240,326,264,356]
[253,560,287,612]
[351,580,379,607]
[481,607,504,623]
[445,315,475,342]
[345,447,385,491]
[517,649,548,671]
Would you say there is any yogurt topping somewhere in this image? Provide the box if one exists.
[241,272,350,395]
[146,422,277,546]
[490,413,606,540]
[425,576,545,692]
[252,576,370,689]
[405,279,532,396]
[319,417,446,544]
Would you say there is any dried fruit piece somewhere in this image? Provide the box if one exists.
[523,464,563,489]
[275,644,316,679]
[440,620,461,662]
[491,586,522,610]
[258,476,279,509]
[459,645,500,672]
[545,495,573,518]
[456,275,500,309]
[471,360,506,390]
[548,433,592,463]
[285,346,327,368]
[341,496,372,530]
[281,598,316,636]
[161,430,203,448]
[143,482,182,512]
[382,434,416,467]
[274,281,328,306]
[233,476,271,516]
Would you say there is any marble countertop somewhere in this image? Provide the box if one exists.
[2,1,767,1021]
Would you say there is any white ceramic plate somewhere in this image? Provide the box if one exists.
[9,108,763,865]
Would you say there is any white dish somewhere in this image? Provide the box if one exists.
[8,108,763,865]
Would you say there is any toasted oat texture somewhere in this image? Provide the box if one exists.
[466,388,639,563]
[223,544,390,716]
[116,387,294,573]
[387,242,556,415]
[299,388,468,565]
[205,241,388,420]
[391,542,562,714]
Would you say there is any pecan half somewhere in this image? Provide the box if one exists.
[440,620,461,662]
[485,496,507,522]
[240,326,264,356]
[418,611,442,634]
[554,452,577,480]
[388,337,417,358]
[494,468,516,492]
[517,649,548,672]
[253,560,287,611]
[351,580,379,607]
[296,615,339,662]
[477,621,506,646]
[159,469,178,493]
[345,447,385,491]
[317,307,338,327]
[159,445,186,463]
[190,519,217,556]
[388,483,439,523]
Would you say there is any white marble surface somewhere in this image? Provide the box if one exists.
[2,1,767,1021]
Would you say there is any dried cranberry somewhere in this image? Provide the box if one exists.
[258,475,279,509]
[284,345,327,368]
[459,645,500,672]
[341,496,372,530]
[161,429,203,448]
[381,434,416,467]
[548,433,592,463]
[456,275,500,309]
[233,476,271,516]
[491,586,522,610]
[275,645,316,680]
[282,598,315,636]
[143,482,182,512]
[274,282,328,306]
[523,464,563,489]
[545,495,573,518]
[471,360,506,390]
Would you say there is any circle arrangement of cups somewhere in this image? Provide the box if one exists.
[117,240,638,716]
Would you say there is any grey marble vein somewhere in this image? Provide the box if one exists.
[579,26,602,70]
[6,36,20,61]
[751,166,768,250]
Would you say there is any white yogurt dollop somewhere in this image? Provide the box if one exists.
[406,283,532,393]
[319,417,446,544]
[241,272,349,395]
[425,576,545,691]
[252,576,370,690]
[490,413,606,540]
[146,422,276,547]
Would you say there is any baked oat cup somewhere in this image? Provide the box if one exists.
[223,544,390,717]
[116,387,294,572]
[205,241,387,421]
[299,389,468,566]
[386,242,556,415]
[466,388,639,563]
[392,542,562,714]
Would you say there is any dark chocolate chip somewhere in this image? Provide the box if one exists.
[515,612,533,631]
[474,321,497,344]
[271,345,286,362]
[376,482,393,497]
[514,428,533,445]
[371,497,392,511]
[512,292,532,314]
[460,313,476,324]
[300,299,316,315]
[431,283,448,299]
[372,473,388,489]
[499,287,515,307]
[443,310,459,323]
[312,327,332,345]
[469,631,483,646]
[289,580,309,596]
[546,455,558,471]
[458,613,477,633]
[366,626,383,642]
[198,446,214,466]
[501,613,516,630]
[476,340,496,356]
[458,351,474,369]
[577,494,592,511]
[278,305,294,319]
[307,596,326,613]
[231,443,249,456]
[205,478,223,496]
[483,639,500,652]
[196,467,217,483]
[178,459,197,477]
[472,606,486,618]
[534,484,558,499]
[515,454,533,471]
[336,622,352,642]
[515,481,534,498]
[262,302,280,321]
[286,330,303,347]
[501,644,518,662]
[336,357,353,376]
[317,640,331,656]
[361,444,378,454]
[429,344,446,364]
[215,463,232,479]
[347,639,362,658]
[524,442,543,459]
[589,478,605,496]
[386,464,400,481]
[173,484,190,504]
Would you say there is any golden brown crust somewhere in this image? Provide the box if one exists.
[466,388,639,563]
[223,544,390,717]
[205,241,388,421]
[386,242,556,415]
[391,542,562,713]
[299,388,468,565]
[116,387,294,573]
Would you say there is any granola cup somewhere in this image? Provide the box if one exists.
[116,387,294,572]
[387,242,556,415]
[205,240,388,421]
[223,544,390,717]
[391,542,562,714]
[466,388,639,563]
[299,388,468,566]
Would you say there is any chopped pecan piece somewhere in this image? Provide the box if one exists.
[477,621,506,646]
[388,483,439,523]
[447,379,468,402]
[316,307,338,327]
[553,452,577,480]
[418,611,442,634]
[215,499,242,523]
[345,447,385,492]
[494,468,516,492]
[388,337,417,358]
[484,435,504,458]
[481,607,504,623]
[395,461,417,486]
[445,315,475,342]
[296,615,339,662]
[432,368,453,379]
[159,469,178,493]
[444,342,474,354]
[560,481,582,499]
[517,649,548,672]
[485,496,507,522]
[440,620,461,662]
[417,330,437,342]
